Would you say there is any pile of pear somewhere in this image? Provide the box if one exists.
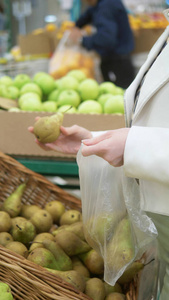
[0,183,144,300]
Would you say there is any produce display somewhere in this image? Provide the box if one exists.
[0,71,125,114]
[0,182,145,300]
[129,12,168,30]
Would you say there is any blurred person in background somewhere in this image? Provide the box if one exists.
[69,0,135,89]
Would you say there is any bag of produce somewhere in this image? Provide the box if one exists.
[77,145,157,286]
[48,30,100,80]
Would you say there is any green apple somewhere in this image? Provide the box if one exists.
[59,76,79,91]
[13,74,31,89]
[1,85,20,99]
[55,79,62,89]
[33,71,48,82]
[78,100,103,114]
[47,89,60,102]
[57,89,80,108]
[41,101,57,112]
[114,86,125,95]
[34,73,56,96]
[66,69,87,82]
[20,82,42,98]
[18,92,41,111]
[8,107,21,112]
[0,75,13,86]
[99,81,116,96]
[104,95,124,114]
[57,105,77,114]
[97,93,114,108]
[78,79,99,101]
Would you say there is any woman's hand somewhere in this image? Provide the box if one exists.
[81,128,130,167]
[28,123,92,155]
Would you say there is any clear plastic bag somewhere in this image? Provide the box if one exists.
[48,30,101,81]
[77,145,157,286]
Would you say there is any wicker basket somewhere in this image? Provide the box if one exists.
[0,152,138,300]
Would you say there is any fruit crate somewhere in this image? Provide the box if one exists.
[0,151,138,300]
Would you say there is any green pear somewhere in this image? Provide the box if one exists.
[72,256,90,278]
[0,232,13,247]
[45,200,65,224]
[42,239,72,271]
[104,281,122,296]
[2,183,26,217]
[30,209,53,233]
[0,212,12,232]
[20,204,41,219]
[46,269,86,292]
[84,211,127,248]
[105,292,126,300]
[59,209,82,226]
[5,241,28,258]
[27,247,60,269]
[10,217,36,245]
[117,261,144,285]
[33,112,64,143]
[55,230,91,256]
[29,232,55,251]
[0,282,13,300]
[85,278,106,300]
[79,249,104,275]
[52,221,85,241]
[106,217,135,273]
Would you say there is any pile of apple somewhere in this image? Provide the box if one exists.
[0,70,125,114]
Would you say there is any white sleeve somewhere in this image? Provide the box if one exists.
[123,126,169,184]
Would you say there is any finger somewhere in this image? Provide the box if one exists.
[60,125,78,136]
[28,126,34,133]
[35,140,51,151]
[82,133,108,146]
[81,144,103,157]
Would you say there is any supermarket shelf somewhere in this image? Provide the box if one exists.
[14,157,79,177]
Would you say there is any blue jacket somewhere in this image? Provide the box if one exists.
[76,0,134,58]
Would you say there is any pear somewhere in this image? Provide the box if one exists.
[52,222,85,241]
[0,282,13,300]
[45,200,65,224]
[46,269,86,292]
[27,247,60,269]
[0,232,13,247]
[106,216,135,273]
[6,241,28,258]
[55,230,91,256]
[10,217,36,245]
[72,256,90,278]
[30,209,53,233]
[20,204,41,219]
[104,281,122,295]
[42,239,72,271]
[29,232,55,251]
[85,211,126,247]
[2,183,26,217]
[105,292,126,300]
[33,112,64,143]
[59,209,82,226]
[79,249,104,275]
[85,278,106,300]
[0,212,12,232]
[117,261,144,285]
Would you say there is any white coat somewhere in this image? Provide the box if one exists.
[123,24,169,216]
